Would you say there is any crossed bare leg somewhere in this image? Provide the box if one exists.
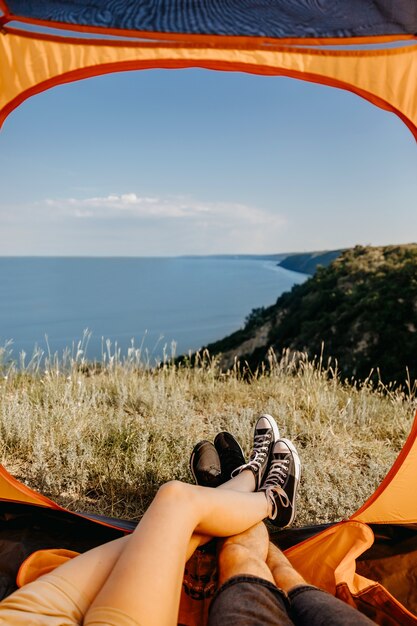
[212,522,376,626]
[0,477,270,626]
[217,522,306,590]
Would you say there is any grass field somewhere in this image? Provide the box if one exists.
[0,345,415,526]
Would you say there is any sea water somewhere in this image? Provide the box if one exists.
[0,257,307,364]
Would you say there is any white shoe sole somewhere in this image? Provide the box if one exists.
[259,413,280,442]
[277,437,301,528]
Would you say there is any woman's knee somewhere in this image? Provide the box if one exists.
[157,479,188,498]
[156,480,199,509]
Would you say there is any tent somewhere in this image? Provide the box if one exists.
[0,1,417,140]
[1,1,417,624]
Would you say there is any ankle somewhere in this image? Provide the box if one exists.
[270,562,306,594]
[219,543,274,586]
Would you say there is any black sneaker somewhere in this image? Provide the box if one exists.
[260,438,301,529]
[189,441,222,488]
[231,414,280,490]
[214,432,245,483]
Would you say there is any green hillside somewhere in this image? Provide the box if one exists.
[206,244,417,385]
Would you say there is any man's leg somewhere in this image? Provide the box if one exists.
[217,522,274,586]
[208,523,295,626]
[267,542,376,626]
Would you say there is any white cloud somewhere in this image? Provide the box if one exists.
[42,192,286,228]
[42,193,209,219]
[0,192,288,255]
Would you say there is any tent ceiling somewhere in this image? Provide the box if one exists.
[0,3,416,136]
[1,0,417,41]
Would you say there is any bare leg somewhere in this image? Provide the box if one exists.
[266,543,377,626]
[84,481,269,625]
[187,468,258,551]
[217,522,274,585]
[38,477,268,626]
[210,524,295,626]
[218,469,256,492]
[267,542,306,593]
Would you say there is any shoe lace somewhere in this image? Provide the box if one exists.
[264,485,291,520]
[262,456,290,488]
[262,455,291,520]
[248,431,272,471]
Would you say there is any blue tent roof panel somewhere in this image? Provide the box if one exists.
[3,0,417,39]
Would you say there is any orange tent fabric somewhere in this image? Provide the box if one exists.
[16,549,80,588]
[351,410,417,524]
[1,28,417,141]
[286,521,417,625]
[0,463,61,509]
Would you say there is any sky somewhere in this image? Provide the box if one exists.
[1,63,417,256]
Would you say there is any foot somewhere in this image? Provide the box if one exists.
[214,431,245,483]
[231,414,280,490]
[189,440,222,487]
[217,522,274,586]
[260,439,301,529]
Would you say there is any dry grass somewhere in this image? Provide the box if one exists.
[0,344,415,526]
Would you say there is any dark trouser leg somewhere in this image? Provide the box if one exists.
[289,585,376,626]
[208,575,295,626]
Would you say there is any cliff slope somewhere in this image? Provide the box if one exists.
[278,249,344,275]
[206,244,417,384]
